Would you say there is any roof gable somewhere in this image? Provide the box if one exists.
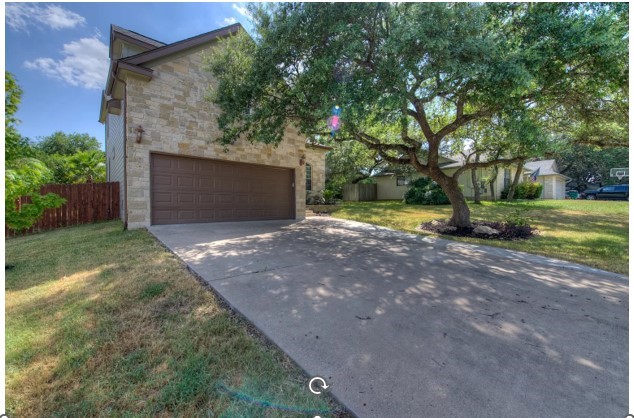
[524,159,559,176]
[123,23,241,66]
[110,25,165,60]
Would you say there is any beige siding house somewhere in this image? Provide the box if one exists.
[374,158,567,201]
[100,24,327,228]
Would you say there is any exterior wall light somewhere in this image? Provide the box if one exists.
[135,125,145,143]
[299,154,306,166]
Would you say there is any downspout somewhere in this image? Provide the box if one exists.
[113,67,129,229]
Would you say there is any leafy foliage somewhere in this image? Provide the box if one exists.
[33,132,106,184]
[33,131,101,156]
[5,74,64,231]
[555,145,628,190]
[404,177,450,205]
[503,207,533,227]
[325,140,385,198]
[206,3,627,227]
[5,71,31,162]
[5,158,65,231]
[501,181,543,200]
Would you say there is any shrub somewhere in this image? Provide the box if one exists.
[404,177,450,205]
[323,189,337,204]
[501,181,543,200]
[503,208,533,227]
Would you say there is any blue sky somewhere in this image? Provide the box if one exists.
[5,2,253,150]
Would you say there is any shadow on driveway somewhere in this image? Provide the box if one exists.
[150,217,628,418]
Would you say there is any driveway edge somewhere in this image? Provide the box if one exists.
[329,217,628,280]
[148,227,358,418]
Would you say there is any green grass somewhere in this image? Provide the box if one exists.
[332,200,629,274]
[6,222,344,417]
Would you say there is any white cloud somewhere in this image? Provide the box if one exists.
[223,17,238,25]
[7,3,86,31]
[24,37,109,90]
[232,4,250,17]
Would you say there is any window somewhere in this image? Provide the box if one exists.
[503,169,511,189]
[601,186,615,192]
[396,176,409,186]
[306,163,312,191]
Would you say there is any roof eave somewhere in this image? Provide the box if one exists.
[123,23,242,66]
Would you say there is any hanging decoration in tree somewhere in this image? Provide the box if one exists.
[327,105,342,137]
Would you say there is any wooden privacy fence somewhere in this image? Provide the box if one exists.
[6,182,120,238]
[343,183,377,202]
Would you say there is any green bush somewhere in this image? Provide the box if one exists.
[404,177,450,205]
[501,181,543,200]
[503,208,533,227]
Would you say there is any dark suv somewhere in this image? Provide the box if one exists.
[582,184,628,201]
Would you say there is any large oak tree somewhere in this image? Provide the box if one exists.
[206,3,627,227]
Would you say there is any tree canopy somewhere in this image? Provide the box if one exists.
[5,72,64,231]
[34,131,101,156]
[5,71,31,162]
[206,3,628,227]
[556,145,629,190]
[31,132,106,184]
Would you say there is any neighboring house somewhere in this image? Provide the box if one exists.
[524,159,570,200]
[374,156,568,201]
[100,24,328,228]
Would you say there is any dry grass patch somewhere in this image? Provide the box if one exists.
[6,222,345,417]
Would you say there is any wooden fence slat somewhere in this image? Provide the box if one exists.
[6,182,121,238]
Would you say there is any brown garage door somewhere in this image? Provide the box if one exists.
[151,153,295,225]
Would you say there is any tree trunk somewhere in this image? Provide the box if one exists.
[488,165,499,202]
[471,167,481,204]
[432,173,472,228]
[506,160,525,202]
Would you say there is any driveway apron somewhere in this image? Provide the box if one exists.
[150,217,628,418]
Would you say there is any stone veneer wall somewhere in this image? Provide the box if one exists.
[304,146,327,197]
[124,45,309,229]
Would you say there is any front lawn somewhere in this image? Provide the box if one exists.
[6,222,342,417]
[332,200,629,274]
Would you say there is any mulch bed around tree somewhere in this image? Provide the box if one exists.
[418,219,535,240]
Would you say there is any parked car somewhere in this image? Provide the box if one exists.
[565,189,579,200]
[582,184,628,201]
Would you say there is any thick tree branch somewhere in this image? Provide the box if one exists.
[453,156,524,179]
[407,99,435,141]
[436,110,486,140]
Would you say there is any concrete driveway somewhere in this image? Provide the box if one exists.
[150,217,628,418]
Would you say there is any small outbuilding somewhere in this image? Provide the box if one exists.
[524,160,570,199]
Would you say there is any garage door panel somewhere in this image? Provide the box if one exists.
[153,175,173,186]
[215,193,236,205]
[198,194,215,205]
[214,162,235,177]
[152,155,173,169]
[198,177,215,189]
[151,154,293,225]
[176,159,196,172]
[198,160,215,175]
[214,178,235,192]
[177,193,196,204]
[177,176,195,188]
[154,192,172,203]
[214,209,235,221]
[177,210,197,221]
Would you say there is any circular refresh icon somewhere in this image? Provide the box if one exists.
[309,376,330,394]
